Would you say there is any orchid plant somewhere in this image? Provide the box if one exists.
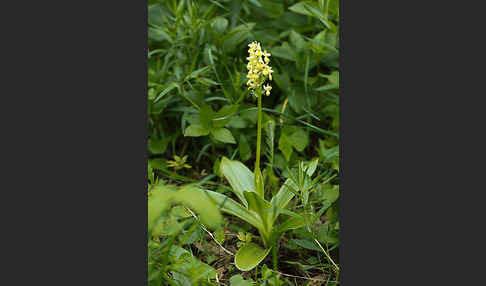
[203,42,319,271]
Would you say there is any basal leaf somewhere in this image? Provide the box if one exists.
[271,178,299,222]
[220,157,254,207]
[234,243,272,271]
[204,190,263,230]
[243,191,272,236]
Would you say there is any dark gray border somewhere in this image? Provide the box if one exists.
[1,0,147,284]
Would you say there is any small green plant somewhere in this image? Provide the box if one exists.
[167,154,192,171]
[236,232,253,248]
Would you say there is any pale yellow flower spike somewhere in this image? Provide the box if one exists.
[246,41,272,96]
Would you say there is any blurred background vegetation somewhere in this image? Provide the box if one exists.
[148,0,339,285]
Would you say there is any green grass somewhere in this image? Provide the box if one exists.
[148,0,339,285]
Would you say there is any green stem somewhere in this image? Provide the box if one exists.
[255,90,263,172]
[272,238,278,270]
[314,238,340,273]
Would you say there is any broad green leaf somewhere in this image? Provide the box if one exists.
[323,186,339,205]
[148,158,167,171]
[234,243,272,271]
[240,107,257,124]
[204,190,263,230]
[310,30,332,55]
[211,128,236,144]
[271,178,298,222]
[199,103,214,130]
[273,72,291,92]
[288,90,307,113]
[278,215,307,233]
[228,116,247,129]
[289,239,321,251]
[288,1,331,29]
[289,30,306,54]
[271,42,296,62]
[220,157,254,207]
[243,191,272,235]
[289,129,309,152]
[288,2,318,17]
[184,125,210,137]
[213,104,238,128]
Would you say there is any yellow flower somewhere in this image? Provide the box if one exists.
[263,50,271,64]
[246,41,273,96]
[263,84,272,96]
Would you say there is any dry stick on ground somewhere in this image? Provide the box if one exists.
[185,207,338,284]
[270,270,337,283]
[185,207,234,256]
